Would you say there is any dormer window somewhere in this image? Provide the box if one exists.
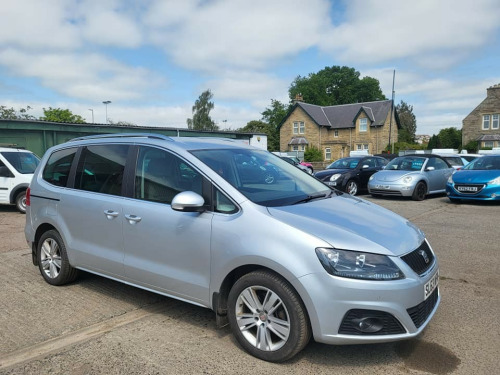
[359,118,367,132]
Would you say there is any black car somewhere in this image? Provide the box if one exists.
[314,156,388,195]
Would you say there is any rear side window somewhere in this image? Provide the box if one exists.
[42,148,78,187]
[1,151,40,174]
[75,145,129,196]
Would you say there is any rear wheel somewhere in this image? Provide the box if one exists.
[227,270,311,362]
[307,167,313,174]
[412,182,427,201]
[15,191,27,214]
[37,230,78,285]
[345,180,359,195]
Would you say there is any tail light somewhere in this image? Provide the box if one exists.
[26,187,30,206]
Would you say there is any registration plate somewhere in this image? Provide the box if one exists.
[375,184,391,189]
[457,186,478,192]
[424,270,439,300]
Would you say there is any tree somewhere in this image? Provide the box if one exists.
[40,107,85,123]
[304,145,323,162]
[396,100,417,143]
[187,89,218,131]
[427,127,462,150]
[239,120,280,151]
[0,105,36,120]
[288,66,386,106]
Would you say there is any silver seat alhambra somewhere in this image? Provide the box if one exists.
[25,134,440,362]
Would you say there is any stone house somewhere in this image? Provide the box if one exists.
[279,99,400,161]
[462,84,500,149]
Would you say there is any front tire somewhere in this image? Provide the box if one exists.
[37,230,78,285]
[15,191,27,214]
[345,180,359,195]
[412,181,427,201]
[227,270,311,362]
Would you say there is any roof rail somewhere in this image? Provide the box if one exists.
[69,133,174,142]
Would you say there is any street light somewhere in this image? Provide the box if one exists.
[88,109,94,123]
[102,101,111,124]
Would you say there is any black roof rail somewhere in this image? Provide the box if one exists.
[69,133,174,142]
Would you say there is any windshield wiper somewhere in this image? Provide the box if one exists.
[292,190,334,205]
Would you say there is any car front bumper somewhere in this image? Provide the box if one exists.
[368,182,416,197]
[446,183,500,200]
[292,259,440,345]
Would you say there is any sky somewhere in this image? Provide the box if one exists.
[1,0,499,136]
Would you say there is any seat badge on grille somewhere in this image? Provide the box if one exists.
[419,250,430,264]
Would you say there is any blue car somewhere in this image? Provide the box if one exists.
[446,155,500,202]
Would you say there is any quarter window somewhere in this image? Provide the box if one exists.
[359,118,367,132]
[75,145,129,195]
[483,115,490,130]
[42,148,78,187]
[492,114,499,129]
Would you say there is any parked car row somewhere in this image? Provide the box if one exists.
[314,153,500,202]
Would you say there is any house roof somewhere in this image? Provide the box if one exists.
[279,100,400,130]
[477,134,500,141]
[288,137,308,145]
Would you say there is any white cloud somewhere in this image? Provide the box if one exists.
[0,49,163,101]
[321,0,500,68]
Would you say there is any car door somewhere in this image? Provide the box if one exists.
[0,159,14,203]
[121,145,213,305]
[357,157,380,188]
[425,157,453,192]
[57,144,129,277]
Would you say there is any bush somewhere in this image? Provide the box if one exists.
[385,142,426,154]
[304,145,323,162]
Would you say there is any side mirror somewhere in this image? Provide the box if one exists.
[171,191,205,212]
[425,166,435,171]
[362,165,369,169]
[0,165,14,177]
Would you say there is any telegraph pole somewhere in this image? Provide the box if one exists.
[388,70,396,154]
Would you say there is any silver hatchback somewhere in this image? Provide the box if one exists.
[25,134,440,362]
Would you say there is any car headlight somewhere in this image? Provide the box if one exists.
[488,176,500,185]
[329,173,341,181]
[402,176,413,184]
[315,248,404,280]
[448,175,454,184]
[369,175,374,181]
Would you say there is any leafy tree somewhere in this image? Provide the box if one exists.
[304,145,323,162]
[427,127,462,150]
[40,107,85,123]
[385,141,426,154]
[289,66,386,106]
[396,100,417,143]
[261,99,289,128]
[239,120,280,151]
[463,140,478,153]
[187,89,218,131]
[0,105,36,120]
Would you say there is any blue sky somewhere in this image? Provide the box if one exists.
[1,0,499,136]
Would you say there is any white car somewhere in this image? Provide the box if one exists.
[0,147,40,213]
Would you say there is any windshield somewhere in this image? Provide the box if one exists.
[464,156,500,170]
[327,158,360,169]
[1,151,40,174]
[192,149,331,207]
[385,156,426,171]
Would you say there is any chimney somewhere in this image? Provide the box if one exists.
[293,93,304,104]
[486,83,500,99]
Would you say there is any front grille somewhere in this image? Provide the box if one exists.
[401,240,435,275]
[453,184,485,194]
[369,189,402,196]
[407,288,439,328]
[339,309,406,335]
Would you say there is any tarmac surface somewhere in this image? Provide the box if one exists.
[0,194,499,374]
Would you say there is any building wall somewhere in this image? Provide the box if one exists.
[462,85,500,147]
[280,106,398,161]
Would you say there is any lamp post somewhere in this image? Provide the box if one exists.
[102,101,111,124]
[88,109,94,123]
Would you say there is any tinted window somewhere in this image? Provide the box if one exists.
[1,151,40,174]
[465,156,500,170]
[376,158,388,167]
[75,145,129,195]
[432,158,449,170]
[42,148,77,187]
[386,157,426,171]
[134,146,202,204]
[327,158,360,169]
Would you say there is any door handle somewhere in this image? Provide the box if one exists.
[125,214,142,225]
[104,210,119,220]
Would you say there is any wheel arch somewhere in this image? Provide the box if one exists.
[9,183,29,204]
[31,223,57,266]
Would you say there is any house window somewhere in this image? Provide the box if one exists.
[292,145,298,151]
[325,147,331,160]
[300,145,305,151]
[357,144,369,151]
[293,121,305,134]
[359,118,367,132]
[334,130,339,137]
[357,144,362,150]
[483,115,490,130]
[484,141,494,148]
[492,114,499,129]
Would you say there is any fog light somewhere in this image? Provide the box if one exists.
[352,317,384,333]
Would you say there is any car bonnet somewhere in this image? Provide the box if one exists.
[267,195,425,256]
[372,170,419,182]
[452,169,500,184]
